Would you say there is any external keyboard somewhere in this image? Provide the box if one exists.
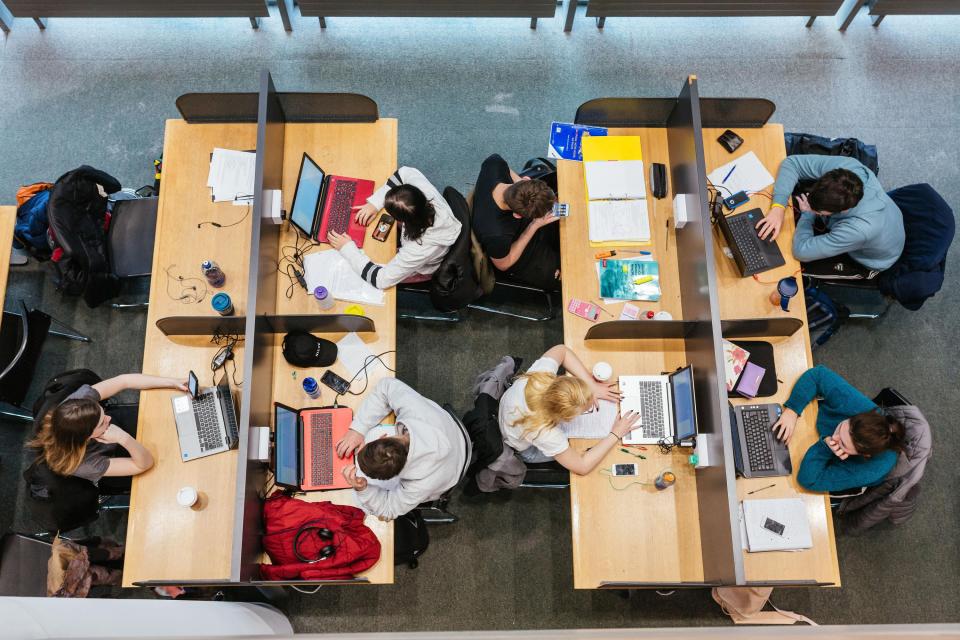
[326,181,356,235]
[741,408,775,472]
[728,214,769,273]
[309,412,334,487]
[193,394,225,452]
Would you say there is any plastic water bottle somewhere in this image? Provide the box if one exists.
[211,292,234,316]
[314,286,335,311]
[654,471,676,491]
[302,377,321,400]
[201,260,226,288]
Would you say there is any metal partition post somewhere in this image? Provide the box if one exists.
[666,75,742,586]
[234,70,286,583]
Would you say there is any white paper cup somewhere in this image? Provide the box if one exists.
[592,361,613,382]
[177,486,199,508]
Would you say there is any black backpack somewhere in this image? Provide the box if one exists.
[783,133,879,176]
[519,157,557,192]
[31,368,102,430]
[46,165,122,308]
[393,510,429,569]
[429,187,482,312]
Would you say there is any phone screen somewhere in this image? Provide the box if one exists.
[321,370,350,395]
[188,371,199,398]
[762,517,786,536]
[612,463,637,477]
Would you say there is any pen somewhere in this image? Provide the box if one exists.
[747,483,776,495]
[618,250,652,255]
[591,301,614,317]
[722,165,737,184]
[620,447,646,460]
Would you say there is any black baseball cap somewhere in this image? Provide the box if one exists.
[282,331,337,367]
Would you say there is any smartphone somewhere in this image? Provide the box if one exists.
[552,203,569,218]
[372,213,395,242]
[762,517,786,536]
[723,190,750,211]
[612,463,638,477]
[187,370,199,399]
[320,370,351,395]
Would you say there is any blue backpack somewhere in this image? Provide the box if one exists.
[804,280,848,349]
[15,188,53,259]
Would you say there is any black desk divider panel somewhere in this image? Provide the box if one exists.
[264,314,376,334]
[176,93,260,124]
[583,1,844,19]
[296,0,557,18]
[721,317,804,339]
[155,315,247,336]
[278,93,378,123]
[584,319,697,340]
[576,98,775,128]
[3,0,269,18]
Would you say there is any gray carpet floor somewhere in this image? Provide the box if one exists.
[1,3,958,632]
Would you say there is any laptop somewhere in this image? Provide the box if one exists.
[171,370,239,461]
[716,207,786,277]
[273,403,354,491]
[287,152,374,249]
[729,402,793,478]
[620,366,698,446]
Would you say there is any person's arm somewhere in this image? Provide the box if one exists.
[92,374,185,401]
[796,440,894,492]
[97,425,154,477]
[554,411,641,476]
[771,156,858,207]
[784,365,874,420]
[490,215,558,271]
[793,216,867,263]
[540,344,620,403]
[355,476,435,521]
[336,236,444,290]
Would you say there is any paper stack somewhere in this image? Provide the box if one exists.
[740,498,813,552]
[581,136,650,246]
[207,148,256,206]
[303,249,385,306]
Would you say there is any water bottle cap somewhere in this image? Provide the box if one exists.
[314,286,328,300]
[302,377,317,391]
[211,292,231,311]
[202,260,213,269]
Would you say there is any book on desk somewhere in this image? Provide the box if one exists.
[582,136,651,247]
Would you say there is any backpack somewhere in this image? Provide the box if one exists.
[14,184,54,259]
[429,187,482,312]
[31,368,103,430]
[393,510,429,569]
[804,280,848,349]
[46,166,122,308]
[23,458,101,534]
[519,157,558,192]
[784,132,879,176]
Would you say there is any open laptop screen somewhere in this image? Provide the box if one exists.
[289,153,325,237]
[274,404,300,488]
[671,366,697,441]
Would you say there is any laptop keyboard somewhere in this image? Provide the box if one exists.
[193,394,225,452]
[741,408,775,472]
[309,412,334,486]
[637,381,666,439]
[727,214,769,273]
[327,181,356,235]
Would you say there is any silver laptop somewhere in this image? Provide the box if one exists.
[619,366,697,446]
[172,370,239,461]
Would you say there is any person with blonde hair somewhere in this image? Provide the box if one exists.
[498,345,640,475]
[29,373,187,484]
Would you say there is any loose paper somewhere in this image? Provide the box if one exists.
[303,250,385,306]
[707,151,775,197]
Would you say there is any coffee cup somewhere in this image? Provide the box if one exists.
[177,486,199,508]
[592,361,613,382]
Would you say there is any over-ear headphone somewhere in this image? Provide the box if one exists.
[293,525,337,563]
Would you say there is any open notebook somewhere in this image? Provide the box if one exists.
[582,136,650,246]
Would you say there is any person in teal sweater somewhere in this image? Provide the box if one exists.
[755,155,904,272]
[771,366,906,492]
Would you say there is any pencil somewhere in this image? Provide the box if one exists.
[592,301,614,317]
[747,483,776,495]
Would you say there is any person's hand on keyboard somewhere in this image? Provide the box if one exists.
[611,410,642,439]
[336,429,364,458]
[327,230,352,250]
[756,206,785,241]
[353,203,378,226]
[771,408,799,443]
[342,464,368,491]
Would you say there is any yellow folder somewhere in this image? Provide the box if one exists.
[581,135,643,162]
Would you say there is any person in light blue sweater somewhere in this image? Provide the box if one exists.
[771,366,906,492]
[755,155,905,272]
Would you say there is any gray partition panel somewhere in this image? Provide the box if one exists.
[576,97,775,128]
[584,319,697,340]
[278,92,378,123]
[3,0,269,17]
[176,93,260,124]
[721,317,804,339]
[155,315,247,336]
[235,70,285,583]
[266,314,376,334]
[296,0,556,18]
[667,76,742,585]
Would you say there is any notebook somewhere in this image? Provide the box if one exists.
[558,400,620,439]
[587,200,650,244]
[740,498,813,552]
[548,122,608,161]
[581,136,650,247]
[723,340,751,392]
[597,257,661,302]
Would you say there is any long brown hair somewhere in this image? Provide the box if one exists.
[28,399,102,475]
[384,184,435,243]
[850,411,906,456]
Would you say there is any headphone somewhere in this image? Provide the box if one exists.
[293,524,337,563]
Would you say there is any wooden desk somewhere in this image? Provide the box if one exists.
[703,125,840,586]
[124,120,257,586]
[264,121,398,584]
[0,207,15,305]
[559,128,705,588]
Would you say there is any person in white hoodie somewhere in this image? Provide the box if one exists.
[335,378,470,521]
[327,167,462,289]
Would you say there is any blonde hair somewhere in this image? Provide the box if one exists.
[27,399,101,476]
[513,372,593,437]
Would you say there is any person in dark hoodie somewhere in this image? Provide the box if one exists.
[755,156,904,276]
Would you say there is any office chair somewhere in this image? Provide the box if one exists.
[520,461,570,489]
[107,197,159,310]
[414,404,470,524]
[0,301,52,422]
[0,533,52,596]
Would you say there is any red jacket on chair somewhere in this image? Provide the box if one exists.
[259,494,381,581]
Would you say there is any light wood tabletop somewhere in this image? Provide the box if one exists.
[0,207,15,306]
[559,128,705,589]
[124,120,257,587]
[264,120,398,584]
[703,124,840,586]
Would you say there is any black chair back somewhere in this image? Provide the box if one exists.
[0,302,51,406]
[108,198,159,278]
[23,458,101,534]
[0,533,52,597]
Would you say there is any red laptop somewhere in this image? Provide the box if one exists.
[315,174,375,249]
[299,406,355,491]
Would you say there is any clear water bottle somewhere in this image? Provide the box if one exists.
[314,286,335,311]
[201,260,226,288]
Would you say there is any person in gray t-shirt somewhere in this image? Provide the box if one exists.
[30,373,188,485]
